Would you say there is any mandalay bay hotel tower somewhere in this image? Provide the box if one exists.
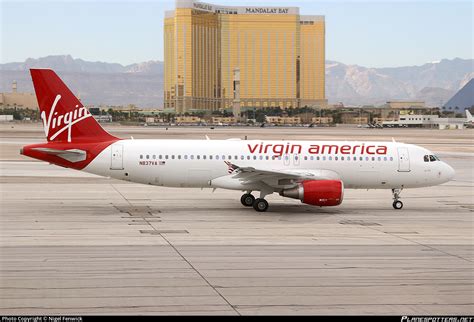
[164,0,326,113]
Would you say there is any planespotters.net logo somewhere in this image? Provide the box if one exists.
[40,94,92,143]
[402,317,473,322]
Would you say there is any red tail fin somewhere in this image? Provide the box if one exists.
[30,69,117,143]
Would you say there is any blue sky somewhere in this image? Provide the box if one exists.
[1,0,472,67]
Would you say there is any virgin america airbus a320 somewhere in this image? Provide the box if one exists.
[21,69,455,212]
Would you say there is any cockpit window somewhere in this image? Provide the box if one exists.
[424,155,439,162]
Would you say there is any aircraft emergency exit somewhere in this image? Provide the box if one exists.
[21,69,455,212]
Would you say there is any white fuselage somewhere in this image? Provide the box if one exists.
[84,139,455,191]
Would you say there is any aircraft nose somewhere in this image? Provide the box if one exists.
[443,163,455,182]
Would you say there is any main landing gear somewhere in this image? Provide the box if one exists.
[392,188,403,210]
[240,192,269,212]
[240,193,255,207]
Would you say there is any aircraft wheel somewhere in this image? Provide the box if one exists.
[392,200,403,210]
[240,193,255,207]
[253,198,269,212]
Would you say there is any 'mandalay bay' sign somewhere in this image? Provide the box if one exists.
[245,8,290,14]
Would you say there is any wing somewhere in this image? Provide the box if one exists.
[217,161,340,190]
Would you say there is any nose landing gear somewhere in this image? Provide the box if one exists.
[392,188,403,209]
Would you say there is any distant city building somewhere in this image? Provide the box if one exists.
[164,0,326,113]
[0,115,14,122]
[383,114,466,129]
[311,116,333,124]
[0,81,38,109]
[211,116,236,124]
[93,115,113,123]
[265,116,302,125]
[176,116,202,124]
[386,101,426,109]
[443,78,474,111]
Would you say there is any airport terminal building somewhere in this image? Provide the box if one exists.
[164,0,326,113]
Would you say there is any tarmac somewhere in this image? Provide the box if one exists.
[0,124,473,315]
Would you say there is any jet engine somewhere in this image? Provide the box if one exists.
[280,180,344,206]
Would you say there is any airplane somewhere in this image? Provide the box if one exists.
[21,69,455,212]
[465,110,473,125]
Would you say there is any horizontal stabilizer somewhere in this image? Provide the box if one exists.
[31,147,87,163]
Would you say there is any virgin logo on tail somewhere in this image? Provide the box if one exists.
[41,94,92,142]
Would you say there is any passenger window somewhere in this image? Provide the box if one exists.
[216,155,219,160]
[253,156,257,160]
[247,156,250,160]
[209,155,213,160]
[234,155,238,160]
[372,157,375,161]
[304,156,308,161]
[241,155,244,160]
[153,155,156,159]
[228,155,232,160]
[197,155,200,160]
[171,155,175,160]
[184,155,188,160]
[146,155,149,159]
[140,155,143,159]
[335,156,338,161]
[190,155,194,160]
[424,155,429,162]
[390,157,393,161]
[203,155,206,160]
[259,155,263,160]
[178,155,181,159]
[265,156,269,160]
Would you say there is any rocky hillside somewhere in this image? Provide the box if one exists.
[1,55,472,107]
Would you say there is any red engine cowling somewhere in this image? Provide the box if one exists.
[280,180,344,207]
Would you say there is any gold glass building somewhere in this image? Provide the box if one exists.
[164,0,326,113]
